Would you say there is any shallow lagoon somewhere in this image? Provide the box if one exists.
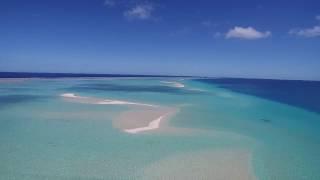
[1,78,320,179]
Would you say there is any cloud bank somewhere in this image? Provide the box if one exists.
[289,26,320,37]
[226,26,271,40]
[289,15,320,38]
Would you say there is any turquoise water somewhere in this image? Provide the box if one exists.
[1,78,320,179]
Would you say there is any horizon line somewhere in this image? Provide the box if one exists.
[0,71,319,82]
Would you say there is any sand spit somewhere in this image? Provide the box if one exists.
[124,115,165,134]
[114,107,177,134]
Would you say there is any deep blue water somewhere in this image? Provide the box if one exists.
[198,78,320,114]
[0,72,187,78]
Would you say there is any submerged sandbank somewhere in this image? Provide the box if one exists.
[141,149,255,180]
[61,93,179,134]
[60,93,192,134]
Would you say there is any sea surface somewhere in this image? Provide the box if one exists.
[1,76,320,179]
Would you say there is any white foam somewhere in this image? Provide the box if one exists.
[61,93,78,98]
[124,115,165,134]
[60,93,155,107]
[160,81,185,88]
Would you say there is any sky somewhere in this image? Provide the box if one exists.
[0,0,320,80]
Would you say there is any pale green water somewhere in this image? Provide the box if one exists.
[0,78,320,179]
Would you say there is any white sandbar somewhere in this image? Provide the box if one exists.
[60,93,155,107]
[160,81,185,88]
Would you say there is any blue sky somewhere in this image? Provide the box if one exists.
[0,0,320,80]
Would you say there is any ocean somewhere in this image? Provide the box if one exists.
[1,75,320,179]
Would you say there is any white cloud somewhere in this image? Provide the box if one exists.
[104,0,115,7]
[289,26,320,37]
[124,4,154,20]
[225,26,271,40]
[316,15,320,21]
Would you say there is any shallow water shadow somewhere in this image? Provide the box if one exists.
[260,118,271,123]
[0,95,48,109]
